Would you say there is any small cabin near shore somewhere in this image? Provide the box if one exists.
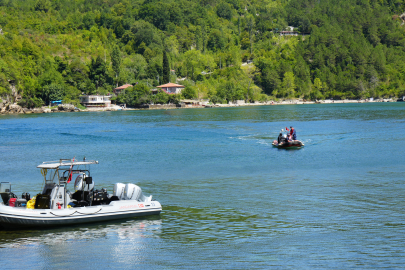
[155,83,185,95]
[79,95,111,107]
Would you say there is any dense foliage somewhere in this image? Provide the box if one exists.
[0,0,405,107]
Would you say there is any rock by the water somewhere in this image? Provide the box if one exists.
[32,108,44,114]
[8,104,23,114]
[58,104,75,112]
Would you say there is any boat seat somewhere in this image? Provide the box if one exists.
[71,191,90,201]
[35,194,50,209]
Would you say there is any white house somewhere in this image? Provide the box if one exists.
[79,95,111,107]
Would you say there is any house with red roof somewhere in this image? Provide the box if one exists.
[114,84,133,95]
[155,83,185,95]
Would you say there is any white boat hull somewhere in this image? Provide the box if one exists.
[0,200,161,229]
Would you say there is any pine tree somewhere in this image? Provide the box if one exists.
[162,50,170,84]
[111,45,121,87]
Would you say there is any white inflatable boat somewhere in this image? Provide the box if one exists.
[0,159,161,229]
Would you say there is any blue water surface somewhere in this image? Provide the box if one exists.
[0,103,405,269]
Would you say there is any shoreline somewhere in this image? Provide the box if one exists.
[207,98,396,107]
[0,98,398,115]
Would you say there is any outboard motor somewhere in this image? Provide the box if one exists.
[74,174,95,192]
[113,183,125,199]
[124,184,142,200]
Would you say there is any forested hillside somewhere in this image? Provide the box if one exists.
[0,0,404,107]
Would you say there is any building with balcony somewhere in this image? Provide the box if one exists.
[79,95,111,107]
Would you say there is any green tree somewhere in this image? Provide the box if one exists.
[207,29,226,52]
[183,50,216,80]
[34,0,51,12]
[89,56,110,93]
[124,83,151,106]
[42,83,65,105]
[0,59,11,99]
[111,45,122,87]
[310,77,324,100]
[216,2,233,20]
[65,59,90,92]
[162,50,170,84]
[281,72,296,98]
[154,91,169,104]
[181,86,197,99]
[18,77,43,108]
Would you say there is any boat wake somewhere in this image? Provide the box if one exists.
[230,134,273,146]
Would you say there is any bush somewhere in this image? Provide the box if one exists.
[181,86,197,99]
[154,92,169,104]
[18,97,44,109]
[209,95,226,104]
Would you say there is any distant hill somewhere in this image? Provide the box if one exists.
[0,0,404,107]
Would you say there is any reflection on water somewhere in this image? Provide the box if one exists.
[0,216,162,249]
[160,206,267,243]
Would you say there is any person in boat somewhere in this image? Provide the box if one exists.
[277,129,284,144]
[286,126,296,141]
[291,126,296,140]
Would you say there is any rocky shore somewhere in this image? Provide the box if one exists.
[0,98,397,115]
[0,103,78,114]
[205,98,396,108]
[0,103,123,115]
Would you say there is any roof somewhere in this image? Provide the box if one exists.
[80,95,111,97]
[37,160,99,169]
[114,84,133,90]
[156,83,185,88]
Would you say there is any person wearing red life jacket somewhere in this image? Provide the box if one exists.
[286,126,296,141]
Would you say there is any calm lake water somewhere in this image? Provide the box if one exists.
[0,103,405,269]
